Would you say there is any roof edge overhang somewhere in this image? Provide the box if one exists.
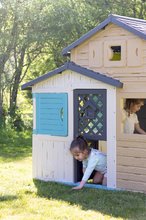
[21,61,123,90]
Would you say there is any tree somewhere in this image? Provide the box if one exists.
[0,0,53,123]
[0,0,145,128]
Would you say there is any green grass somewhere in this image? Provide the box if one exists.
[0,129,146,220]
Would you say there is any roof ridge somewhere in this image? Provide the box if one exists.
[111,14,146,22]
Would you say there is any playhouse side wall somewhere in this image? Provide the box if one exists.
[116,86,146,193]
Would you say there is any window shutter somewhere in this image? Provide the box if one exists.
[34,93,68,136]
[127,39,142,67]
[89,41,103,67]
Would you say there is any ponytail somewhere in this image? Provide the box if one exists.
[70,135,88,151]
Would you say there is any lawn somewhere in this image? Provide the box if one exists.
[0,128,146,220]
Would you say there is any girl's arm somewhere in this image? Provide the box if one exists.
[72,154,99,190]
[135,123,146,134]
[82,168,86,173]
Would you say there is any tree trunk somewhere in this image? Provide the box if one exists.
[0,73,3,127]
[0,60,6,126]
[0,16,18,124]
[9,47,26,118]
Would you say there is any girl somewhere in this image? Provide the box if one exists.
[70,136,107,190]
[123,99,146,134]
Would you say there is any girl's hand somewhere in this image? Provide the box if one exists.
[72,185,83,190]
[72,180,86,190]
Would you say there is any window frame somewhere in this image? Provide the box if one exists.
[117,93,146,141]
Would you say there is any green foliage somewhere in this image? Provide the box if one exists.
[0,128,32,161]
[110,53,121,61]
[8,108,25,131]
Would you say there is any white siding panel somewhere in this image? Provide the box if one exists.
[32,136,37,178]
[64,141,74,181]
[54,141,64,181]
[107,87,116,188]
[37,140,43,178]
[32,135,74,182]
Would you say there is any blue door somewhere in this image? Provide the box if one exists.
[33,93,68,136]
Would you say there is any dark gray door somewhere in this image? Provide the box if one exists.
[73,89,107,181]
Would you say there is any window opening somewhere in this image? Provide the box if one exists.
[75,90,106,140]
[121,98,146,134]
[110,46,121,61]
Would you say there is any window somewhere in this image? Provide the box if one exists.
[109,46,121,61]
[121,98,146,135]
[33,93,68,136]
[74,89,107,141]
[104,40,126,67]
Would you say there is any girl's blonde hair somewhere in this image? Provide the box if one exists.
[124,99,144,111]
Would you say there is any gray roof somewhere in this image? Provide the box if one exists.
[21,61,123,90]
[62,14,146,55]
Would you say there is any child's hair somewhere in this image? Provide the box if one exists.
[70,135,88,152]
[124,99,144,111]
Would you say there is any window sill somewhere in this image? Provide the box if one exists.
[117,133,146,142]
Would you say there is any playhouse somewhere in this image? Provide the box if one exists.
[22,14,146,193]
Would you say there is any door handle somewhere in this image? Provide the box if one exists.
[60,107,64,122]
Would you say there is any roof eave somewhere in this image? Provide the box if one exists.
[68,62,123,88]
[21,61,123,90]
[113,18,146,40]
[62,15,112,56]
[21,64,68,90]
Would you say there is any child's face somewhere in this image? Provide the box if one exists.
[130,102,144,113]
[70,146,88,161]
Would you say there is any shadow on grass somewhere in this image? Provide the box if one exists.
[0,129,32,161]
[0,195,18,202]
[34,179,146,219]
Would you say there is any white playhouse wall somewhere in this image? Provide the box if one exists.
[32,69,116,188]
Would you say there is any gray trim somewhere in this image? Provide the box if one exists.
[21,61,123,90]
[62,16,111,56]
[113,19,146,40]
[62,14,146,55]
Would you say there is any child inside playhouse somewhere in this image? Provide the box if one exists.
[122,99,146,134]
[70,136,107,190]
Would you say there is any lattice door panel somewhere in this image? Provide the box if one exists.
[74,89,106,140]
